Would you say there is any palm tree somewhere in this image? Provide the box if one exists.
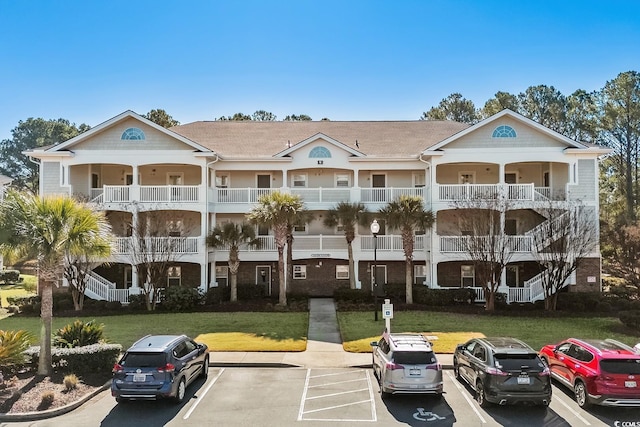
[324,202,369,289]
[0,190,113,375]
[379,195,434,304]
[246,191,305,306]
[207,221,260,302]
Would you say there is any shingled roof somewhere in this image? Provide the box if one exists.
[171,120,470,158]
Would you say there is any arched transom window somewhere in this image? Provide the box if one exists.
[121,127,146,140]
[492,125,516,138]
[309,146,331,158]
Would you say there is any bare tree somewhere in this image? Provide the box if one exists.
[529,201,597,310]
[125,208,196,310]
[453,195,514,311]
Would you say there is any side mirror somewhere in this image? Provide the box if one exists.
[370,341,379,347]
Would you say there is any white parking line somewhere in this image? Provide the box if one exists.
[298,368,376,422]
[553,393,592,426]
[183,368,225,420]
[445,370,487,424]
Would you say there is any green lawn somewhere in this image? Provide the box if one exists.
[0,312,309,350]
[338,311,640,352]
[0,307,637,354]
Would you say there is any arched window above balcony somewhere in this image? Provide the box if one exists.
[309,146,331,158]
[492,125,516,138]
[121,127,146,140]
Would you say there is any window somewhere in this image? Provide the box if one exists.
[461,265,475,287]
[293,224,307,233]
[459,172,475,184]
[292,174,307,187]
[413,173,426,188]
[167,219,183,237]
[492,125,517,138]
[309,146,331,158]
[216,174,229,188]
[336,265,349,279]
[293,265,307,279]
[414,265,427,284]
[216,266,228,286]
[335,174,350,188]
[167,266,181,286]
[121,127,145,140]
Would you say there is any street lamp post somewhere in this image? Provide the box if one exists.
[371,219,380,321]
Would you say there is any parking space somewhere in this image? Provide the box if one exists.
[26,367,636,426]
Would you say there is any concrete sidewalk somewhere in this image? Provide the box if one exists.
[208,298,453,369]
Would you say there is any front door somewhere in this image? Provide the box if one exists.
[256,265,272,295]
[372,174,386,202]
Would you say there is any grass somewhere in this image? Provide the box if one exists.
[338,311,640,353]
[0,274,37,307]
[0,312,309,350]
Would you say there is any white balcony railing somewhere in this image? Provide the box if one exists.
[361,234,427,251]
[360,187,424,203]
[290,188,351,204]
[91,185,201,204]
[113,237,200,254]
[437,183,535,202]
[439,235,533,253]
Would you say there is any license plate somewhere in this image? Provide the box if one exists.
[625,381,637,388]
[409,369,421,376]
[517,377,530,385]
[133,373,146,382]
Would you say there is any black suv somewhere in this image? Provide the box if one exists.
[111,334,209,403]
[453,337,551,407]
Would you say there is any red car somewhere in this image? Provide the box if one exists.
[539,338,640,408]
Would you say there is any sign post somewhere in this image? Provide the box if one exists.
[382,298,393,333]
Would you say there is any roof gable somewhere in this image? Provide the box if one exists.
[48,111,213,153]
[424,109,587,153]
[274,133,364,158]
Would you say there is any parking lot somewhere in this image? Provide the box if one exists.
[10,367,640,427]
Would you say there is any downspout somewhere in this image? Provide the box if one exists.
[419,154,433,288]
[205,154,220,291]
[28,156,42,194]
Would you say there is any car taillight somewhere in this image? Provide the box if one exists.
[539,366,551,376]
[112,363,124,373]
[158,363,175,373]
[485,366,508,376]
[597,374,615,381]
[386,362,404,370]
[426,364,442,371]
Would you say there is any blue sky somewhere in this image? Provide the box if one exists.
[1,0,638,141]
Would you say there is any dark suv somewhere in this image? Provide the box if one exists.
[111,334,209,403]
[454,337,551,407]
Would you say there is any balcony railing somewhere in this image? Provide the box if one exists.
[360,187,424,203]
[437,183,535,201]
[114,237,200,254]
[361,235,427,251]
[290,188,351,204]
[439,235,533,253]
[91,185,200,204]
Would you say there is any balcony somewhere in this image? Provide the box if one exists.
[113,237,200,255]
[439,235,533,253]
[91,185,202,204]
[435,184,557,202]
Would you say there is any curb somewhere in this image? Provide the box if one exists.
[0,380,111,422]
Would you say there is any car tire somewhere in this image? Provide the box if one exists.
[174,377,186,404]
[476,381,490,408]
[574,380,590,408]
[200,356,209,379]
[115,397,127,404]
[453,359,461,381]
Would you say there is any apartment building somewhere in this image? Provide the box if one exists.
[26,109,609,303]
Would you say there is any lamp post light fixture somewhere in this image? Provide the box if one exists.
[371,219,380,321]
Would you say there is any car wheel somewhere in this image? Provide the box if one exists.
[200,356,209,379]
[574,381,590,408]
[453,359,461,380]
[174,377,186,404]
[115,397,127,404]
[476,381,489,408]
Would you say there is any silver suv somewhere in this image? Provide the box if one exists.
[371,332,443,397]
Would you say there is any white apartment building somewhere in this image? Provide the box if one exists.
[26,109,609,303]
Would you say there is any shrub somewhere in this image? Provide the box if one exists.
[0,330,35,373]
[39,391,55,408]
[53,320,105,348]
[161,286,202,312]
[127,293,147,310]
[25,343,123,374]
[333,288,373,303]
[619,311,640,331]
[105,300,123,311]
[0,270,21,285]
[237,284,266,300]
[204,286,229,305]
[413,287,476,306]
[63,374,79,391]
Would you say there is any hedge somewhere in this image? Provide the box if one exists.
[24,343,122,374]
